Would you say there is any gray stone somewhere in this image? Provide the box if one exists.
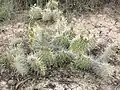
[8,80,16,86]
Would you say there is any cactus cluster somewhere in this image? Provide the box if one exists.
[6,0,92,75]
[29,0,61,22]
[3,0,116,79]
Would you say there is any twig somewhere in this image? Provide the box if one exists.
[15,77,32,90]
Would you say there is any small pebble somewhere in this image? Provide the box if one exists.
[1,68,5,74]
[8,80,16,86]
[0,81,7,87]
[0,81,8,90]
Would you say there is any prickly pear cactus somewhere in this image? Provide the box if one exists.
[69,37,89,54]
[29,5,42,20]
[74,55,91,70]
[27,54,46,75]
[53,50,74,68]
[52,35,70,49]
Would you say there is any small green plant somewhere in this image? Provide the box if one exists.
[74,55,91,70]
[35,48,53,66]
[52,35,70,49]
[27,54,46,75]
[41,8,62,22]
[0,0,13,22]
[62,29,76,40]
[7,38,29,75]
[91,61,115,78]
[29,5,42,20]
[28,24,51,51]
[29,0,62,22]
[0,53,8,64]
[41,8,53,22]
[69,36,89,54]
[46,0,58,10]
[13,55,29,75]
[53,50,74,68]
